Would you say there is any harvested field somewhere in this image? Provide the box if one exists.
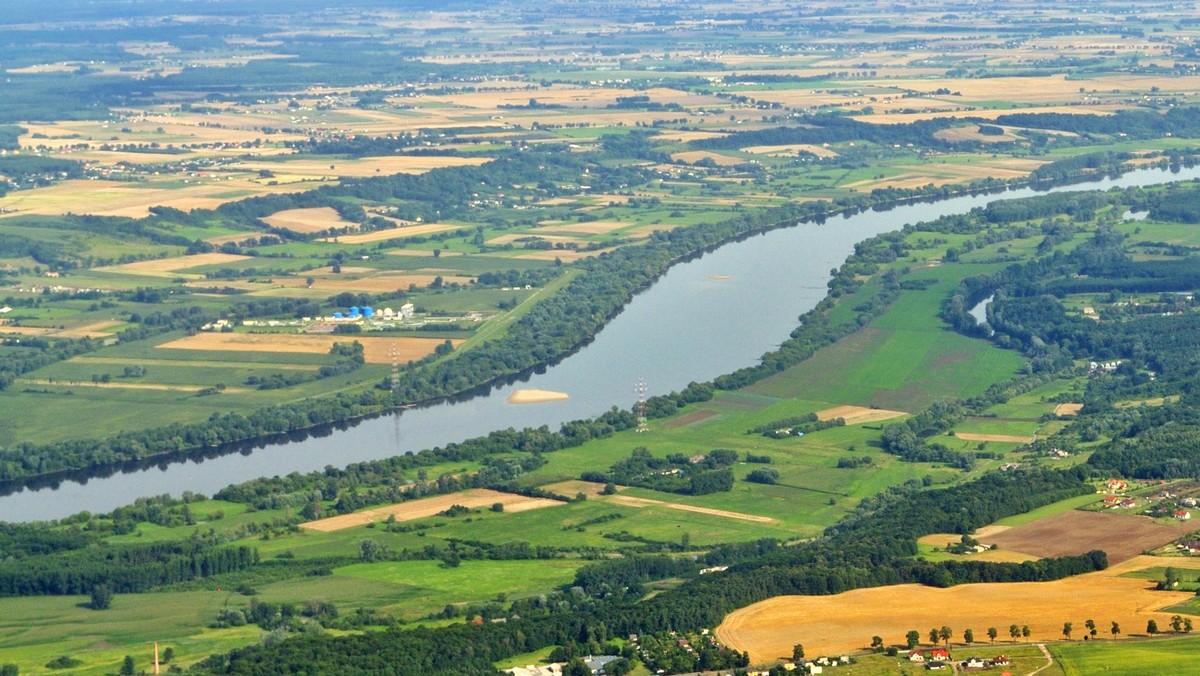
[262,207,357,234]
[981,510,1195,564]
[233,155,486,179]
[955,432,1034,443]
[308,273,475,292]
[934,126,1019,143]
[1055,403,1084,416]
[0,177,318,219]
[384,248,463,258]
[52,320,123,338]
[743,143,839,158]
[299,489,565,532]
[101,252,250,276]
[670,150,745,167]
[603,494,779,524]
[535,220,631,235]
[71,356,319,370]
[717,565,1194,662]
[506,389,570,404]
[542,480,611,498]
[487,233,585,246]
[156,333,462,364]
[512,248,612,262]
[654,130,729,142]
[318,223,460,243]
[815,405,907,424]
[0,325,54,336]
[662,410,719,428]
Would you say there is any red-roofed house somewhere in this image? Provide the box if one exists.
[931,648,950,661]
[907,650,925,662]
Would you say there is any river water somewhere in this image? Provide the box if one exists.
[4,165,1199,521]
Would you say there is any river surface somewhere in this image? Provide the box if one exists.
[4,165,1199,521]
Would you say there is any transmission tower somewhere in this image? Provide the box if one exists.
[635,377,648,433]
[389,342,400,395]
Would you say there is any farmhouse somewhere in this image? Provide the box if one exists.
[908,650,926,662]
[1106,479,1129,493]
[930,648,950,661]
[1175,509,1192,521]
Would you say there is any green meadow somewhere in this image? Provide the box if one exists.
[1051,635,1200,676]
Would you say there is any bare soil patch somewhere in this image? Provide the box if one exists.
[603,494,779,524]
[262,207,357,234]
[662,410,719,428]
[101,253,251,275]
[717,569,1192,662]
[815,405,907,424]
[982,510,1195,564]
[506,389,570,404]
[157,333,461,364]
[299,488,565,532]
[1055,403,1084,416]
[955,432,1035,443]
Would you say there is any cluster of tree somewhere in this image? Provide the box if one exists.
[638,631,748,673]
[762,417,845,439]
[1027,152,1132,185]
[0,335,97,390]
[580,447,736,496]
[993,106,1200,141]
[0,541,257,596]
[688,114,968,152]
[0,155,84,187]
[745,468,780,484]
[247,341,364,390]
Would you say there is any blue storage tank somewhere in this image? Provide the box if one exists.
[363,306,374,318]
[348,306,360,316]
[333,312,343,319]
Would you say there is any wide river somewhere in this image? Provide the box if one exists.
[4,165,1200,521]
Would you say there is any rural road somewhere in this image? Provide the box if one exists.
[1026,643,1054,676]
